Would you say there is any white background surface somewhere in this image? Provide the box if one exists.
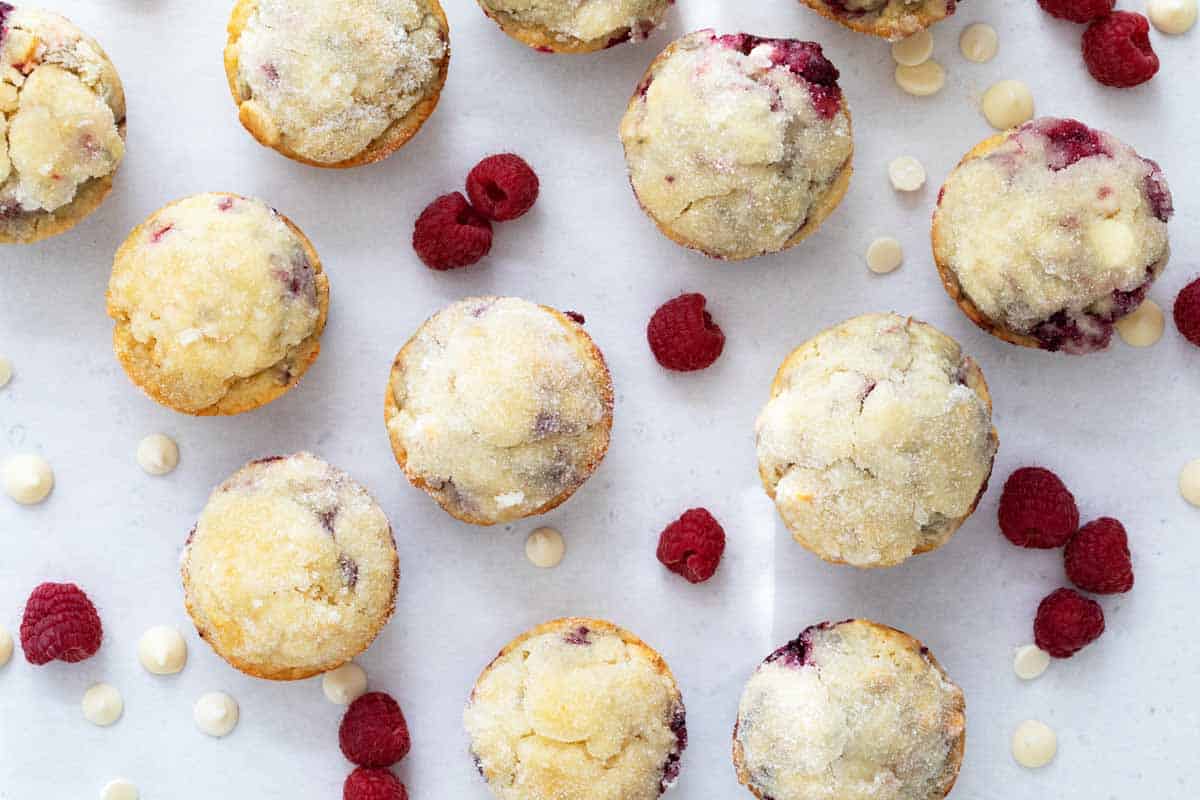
[1,0,1197,797]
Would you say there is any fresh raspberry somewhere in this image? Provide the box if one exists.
[998,467,1080,549]
[1173,278,1200,348]
[1034,588,1105,658]
[466,154,539,222]
[339,692,412,768]
[1037,0,1114,23]
[344,768,408,800]
[646,294,725,372]
[19,582,103,665]
[1065,517,1134,594]
[412,192,492,271]
[656,508,726,584]
[1082,11,1159,88]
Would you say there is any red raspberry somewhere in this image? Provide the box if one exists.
[1173,277,1200,348]
[646,293,725,372]
[339,692,412,768]
[412,192,492,270]
[1037,0,1113,23]
[1034,587,1105,658]
[998,467,1080,549]
[19,582,103,665]
[344,768,408,800]
[466,154,539,222]
[1082,11,1159,88]
[1065,517,1134,594]
[656,508,726,584]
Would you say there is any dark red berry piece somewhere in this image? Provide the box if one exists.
[19,582,103,665]
[1082,11,1159,88]
[647,293,725,372]
[339,692,412,768]
[344,768,408,800]
[657,508,726,583]
[466,154,539,222]
[1065,517,1134,594]
[998,467,1080,549]
[1037,0,1114,23]
[412,192,492,271]
[1174,278,1200,348]
[1037,118,1108,172]
[1034,588,1105,658]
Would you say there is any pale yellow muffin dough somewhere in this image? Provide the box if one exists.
[182,453,399,681]
[108,193,328,415]
[0,6,125,243]
[734,620,965,800]
[620,31,853,260]
[799,0,955,40]
[477,0,670,51]
[755,314,997,568]
[465,618,686,800]
[386,297,613,525]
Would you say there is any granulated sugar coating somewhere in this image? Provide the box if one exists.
[477,0,670,49]
[734,620,966,800]
[756,314,998,568]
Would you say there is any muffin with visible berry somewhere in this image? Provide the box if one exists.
[619,31,853,261]
[933,117,1172,354]
[465,618,687,800]
[385,297,613,525]
[756,314,998,568]
[181,453,398,681]
[797,0,956,40]
[0,6,125,244]
[476,0,671,53]
[735,620,965,800]
[107,193,328,416]
[224,0,449,168]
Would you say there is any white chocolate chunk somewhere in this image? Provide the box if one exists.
[1115,299,1164,347]
[1147,0,1197,33]
[895,61,946,96]
[1012,720,1057,768]
[138,626,188,675]
[525,526,566,568]
[888,156,926,192]
[0,626,13,667]
[982,80,1034,130]
[194,692,239,737]
[1179,459,1200,506]
[82,684,124,727]
[322,662,368,705]
[136,434,179,476]
[0,356,11,388]
[3,453,54,504]
[1013,644,1050,680]
[1087,218,1136,270]
[866,237,904,274]
[959,23,998,62]
[100,779,139,800]
[891,30,933,66]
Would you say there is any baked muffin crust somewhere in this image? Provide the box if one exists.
[476,0,671,53]
[798,0,956,41]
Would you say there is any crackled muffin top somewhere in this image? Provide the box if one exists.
[386,297,613,525]
[228,0,447,165]
[0,6,124,226]
[182,453,398,681]
[934,118,1173,354]
[734,620,965,800]
[619,31,852,260]
[755,314,997,568]
[108,193,326,415]
[479,0,669,48]
[800,0,955,40]
[465,618,687,800]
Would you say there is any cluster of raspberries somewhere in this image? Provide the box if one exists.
[412,154,539,270]
[339,692,413,800]
[998,467,1135,658]
[1037,0,1160,87]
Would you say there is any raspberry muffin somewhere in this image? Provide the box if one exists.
[755,314,998,568]
[224,0,450,168]
[107,193,328,416]
[181,453,399,681]
[475,0,671,53]
[385,297,613,525]
[733,620,966,800]
[619,31,853,261]
[797,0,956,41]
[0,6,125,244]
[465,618,687,800]
[933,118,1173,355]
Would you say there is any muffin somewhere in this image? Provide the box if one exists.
[224,0,450,168]
[475,0,671,53]
[107,193,329,416]
[755,314,998,568]
[465,618,687,800]
[385,297,613,525]
[181,453,399,681]
[619,31,853,261]
[0,6,125,244]
[733,620,966,800]
[796,0,957,41]
[932,117,1173,355]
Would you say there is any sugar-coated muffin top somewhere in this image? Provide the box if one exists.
[386,297,613,524]
[182,453,398,680]
[934,118,1172,354]
[229,0,447,164]
[756,314,996,567]
[108,193,325,414]
[465,618,686,800]
[620,31,852,260]
[803,0,954,40]
[735,620,965,800]
[0,6,124,214]
[479,0,668,45]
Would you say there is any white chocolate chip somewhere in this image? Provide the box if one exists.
[1012,720,1057,768]
[0,356,11,388]
[100,779,139,800]
[194,692,239,737]
[322,662,368,705]
[495,491,525,509]
[82,684,124,727]
[959,23,999,62]
[866,237,904,274]
[1115,299,1165,347]
[3,454,54,505]
[1087,218,1136,270]
[136,434,179,476]
[137,626,188,675]
[0,626,12,667]
[895,61,946,96]
[1179,459,1200,506]
[891,30,934,66]
[1147,0,1197,33]
[981,80,1034,130]
[1013,644,1050,680]
[525,526,566,568]
[888,156,927,192]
